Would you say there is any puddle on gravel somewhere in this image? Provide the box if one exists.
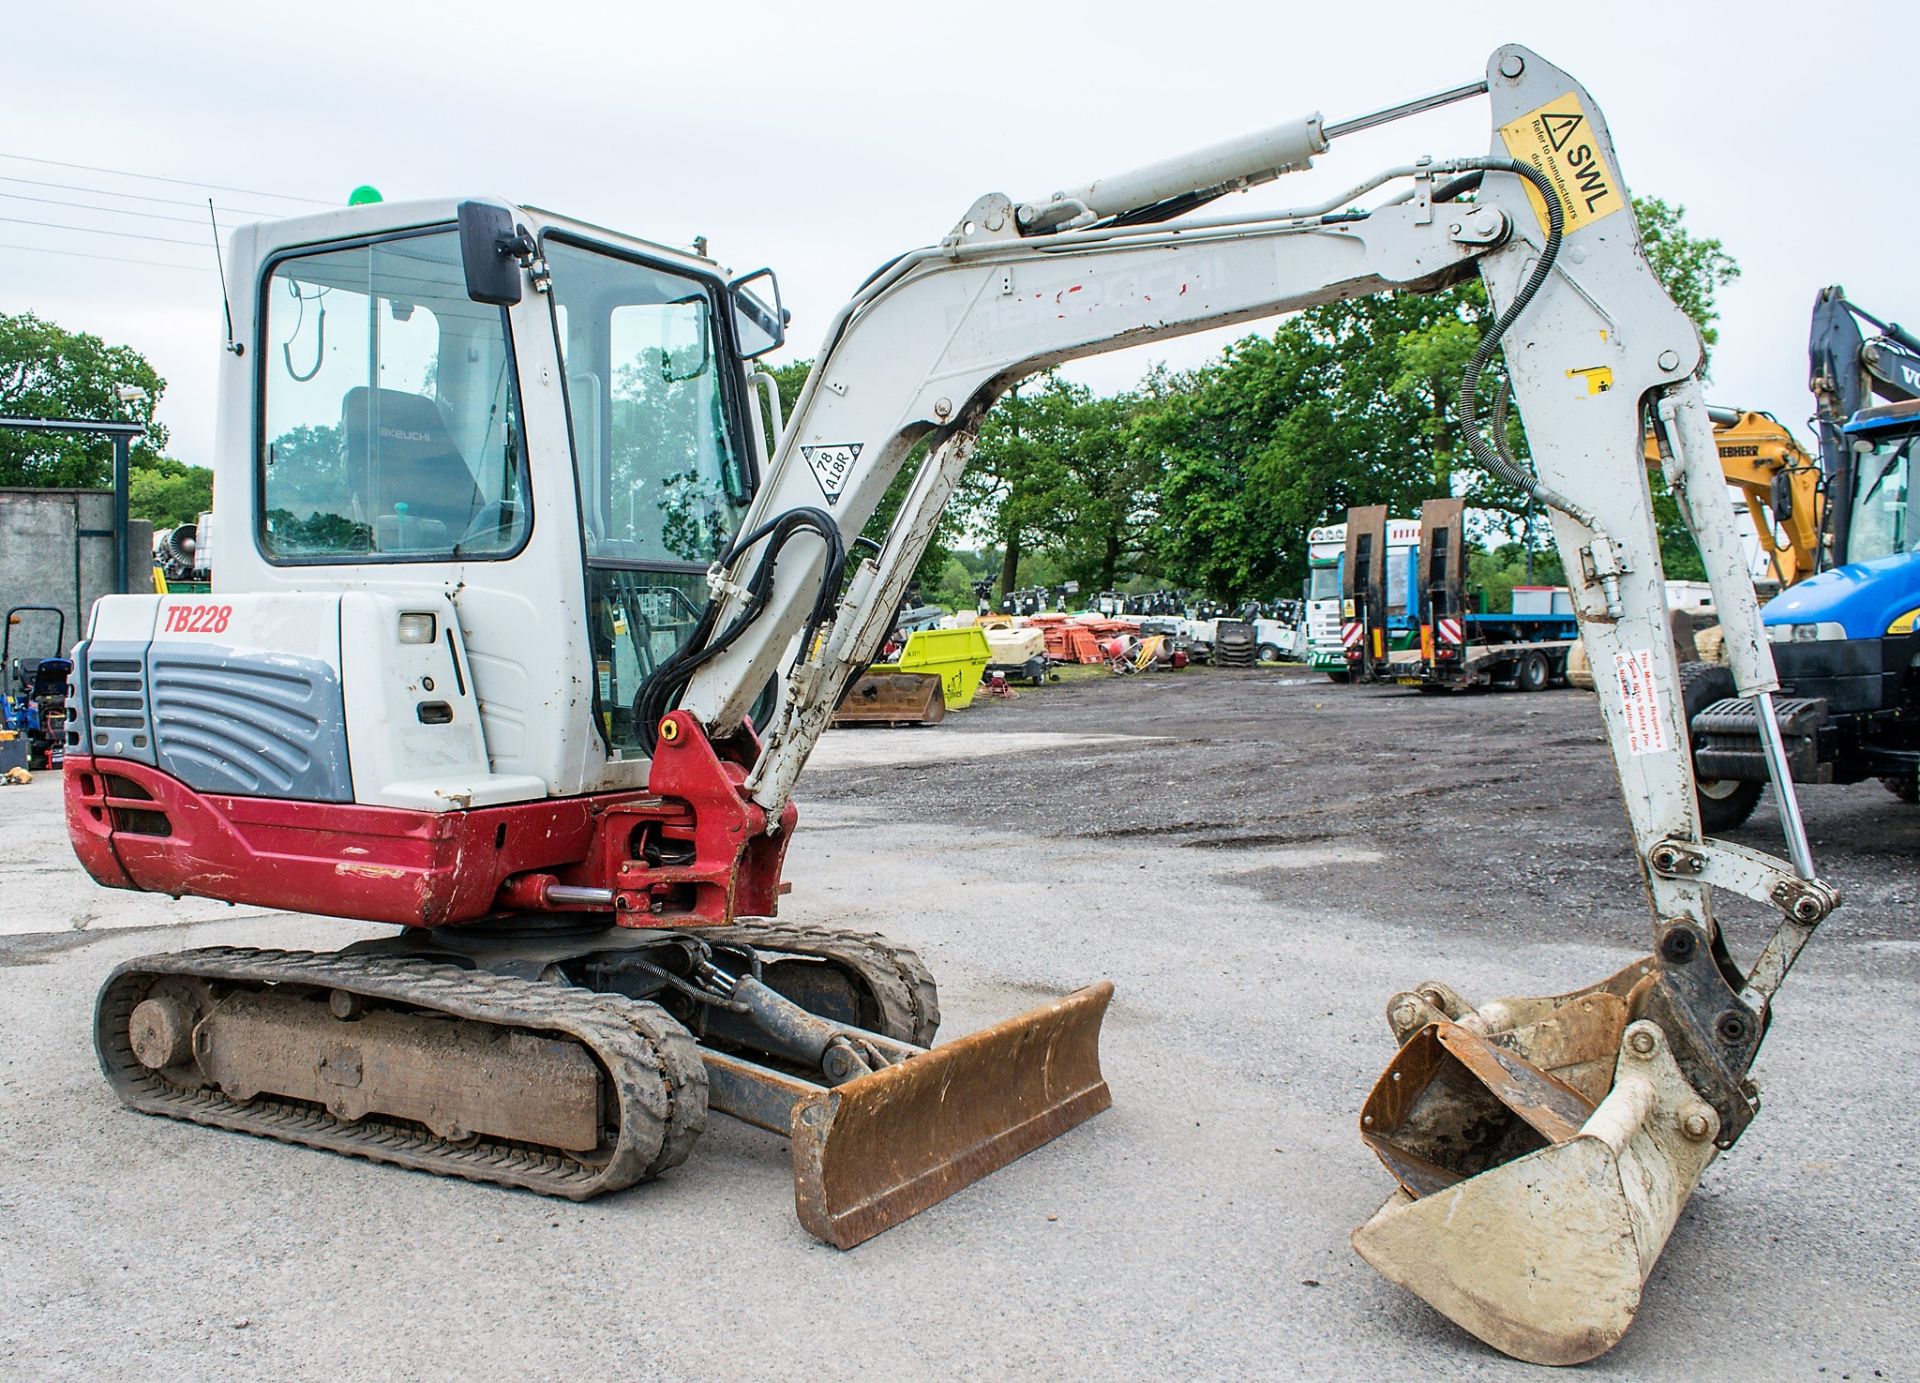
[1209,843,1386,872]
[807,730,1160,772]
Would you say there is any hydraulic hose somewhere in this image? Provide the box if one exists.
[1454,158,1604,535]
[635,506,847,756]
[1432,170,1484,204]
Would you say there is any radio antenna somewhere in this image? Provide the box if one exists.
[208,199,242,356]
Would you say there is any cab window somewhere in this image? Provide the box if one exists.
[258,230,529,562]
[543,236,754,755]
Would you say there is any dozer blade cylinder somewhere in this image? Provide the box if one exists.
[769,981,1113,1249]
[1351,1019,1719,1366]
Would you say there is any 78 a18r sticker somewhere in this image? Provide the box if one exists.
[801,443,862,504]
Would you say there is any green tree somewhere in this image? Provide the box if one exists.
[1635,195,1740,370]
[1135,193,1741,596]
[1468,541,1567,614]
[952,377,1072,596]
[129,456,214,529]
[951,374,1155,596]
[1,310,217,531]
[1038,381,1155,591]
[0,311,171,485]
[926,554,977,611]
[1139,289,1479,601]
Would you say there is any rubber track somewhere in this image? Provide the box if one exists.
[96,947,709,1199]
[699,923,941,1046]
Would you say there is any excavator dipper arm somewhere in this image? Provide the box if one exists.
[1348,53,1840,1364]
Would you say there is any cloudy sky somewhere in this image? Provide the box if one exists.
[5,1,1910,467]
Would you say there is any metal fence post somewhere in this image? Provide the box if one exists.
[113,434,130,594]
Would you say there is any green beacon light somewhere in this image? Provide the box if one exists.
[347,185,384,206]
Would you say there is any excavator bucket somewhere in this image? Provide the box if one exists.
[832,672,947,727]
[788,981,1112,1248]
[1352,975,1721,1366]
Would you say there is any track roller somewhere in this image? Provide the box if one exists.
[96,947,707,1197]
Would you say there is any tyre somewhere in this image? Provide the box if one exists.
[1324,670,1350,684]
[1514,650,1550,693]
[1882,772,1920,804]
[1679,661,1764,831]
[1258,643,1283,664]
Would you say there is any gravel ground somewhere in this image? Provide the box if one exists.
[0,667,1913,1380]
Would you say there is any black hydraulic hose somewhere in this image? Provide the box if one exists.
[635,507,846,755]
[641,511,840,719]
[1108,188,1229,228]
[1455,157,1601,531]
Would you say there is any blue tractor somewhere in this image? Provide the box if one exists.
[2,606,72,773]
[1685,290,1920,828]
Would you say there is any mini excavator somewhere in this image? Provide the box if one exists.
[66,45,1835,1363]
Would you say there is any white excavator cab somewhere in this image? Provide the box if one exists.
[231,201,786,786]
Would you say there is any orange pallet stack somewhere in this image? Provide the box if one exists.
[1028,615,1074,661]
[1063,626,1108,663]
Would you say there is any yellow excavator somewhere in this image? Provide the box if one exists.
[1564,406,1823,684]
[1644,406,1824,586]
[61,45,1838,1367]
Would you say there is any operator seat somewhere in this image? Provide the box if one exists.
[340,387,485,550]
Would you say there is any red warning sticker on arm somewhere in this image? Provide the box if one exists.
[1612,647,1670,756]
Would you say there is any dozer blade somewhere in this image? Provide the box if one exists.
[832,672,946,726]
[1352,1016,1720,1366]
[788,981,1112,1248]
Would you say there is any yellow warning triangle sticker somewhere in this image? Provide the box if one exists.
[1498,92,1624,236]
[1542,111,1583,152]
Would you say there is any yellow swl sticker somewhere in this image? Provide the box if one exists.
[1498,92,1625,236]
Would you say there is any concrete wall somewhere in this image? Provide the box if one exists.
[0,489,150,657]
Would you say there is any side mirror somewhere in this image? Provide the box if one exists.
[457,201,525,306]
[730,267,786,359]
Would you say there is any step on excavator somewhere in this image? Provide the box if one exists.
[65,44,1835,1362]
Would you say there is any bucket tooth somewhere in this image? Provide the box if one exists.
[787,981,1113,1248]
[1353,1018,1719,1366]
